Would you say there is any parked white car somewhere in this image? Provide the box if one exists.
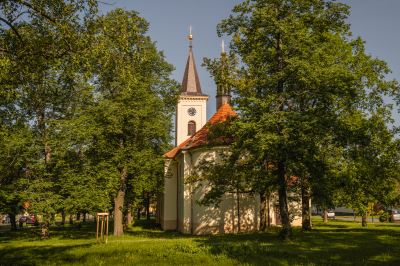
[327,211,335,219]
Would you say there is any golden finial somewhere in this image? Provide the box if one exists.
[188,25,193,40]
[220,39,226,56]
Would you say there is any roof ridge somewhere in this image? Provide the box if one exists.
[163,103,237,158]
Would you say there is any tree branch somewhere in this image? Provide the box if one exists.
[0,47,15,54]
[0,17,22,39]
[15,0,57,23]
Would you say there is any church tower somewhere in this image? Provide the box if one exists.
[175,26,209,147]
[216,40,232,110]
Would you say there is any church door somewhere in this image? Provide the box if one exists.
[275,205,282,225]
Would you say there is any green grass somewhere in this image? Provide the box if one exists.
[323,215,379,218]
[0,218,399,265]
[0,225,11,230]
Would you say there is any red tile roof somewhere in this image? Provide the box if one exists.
[163,103,237,158]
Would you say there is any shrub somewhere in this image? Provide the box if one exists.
[379,212,391,222]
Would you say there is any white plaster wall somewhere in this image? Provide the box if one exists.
[161,159,177,230]
[269,191,303,227]
[163,146,304,233]
[175,95,209,146]
[183,151,192,232]
[190,148,260,233]
[288,191,302,226]
[177,153,185,230]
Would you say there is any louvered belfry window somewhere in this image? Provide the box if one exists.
[188,121,196,136]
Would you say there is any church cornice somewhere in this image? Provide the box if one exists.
[178,95,210,102]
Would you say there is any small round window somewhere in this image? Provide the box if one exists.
[188,108,196,116]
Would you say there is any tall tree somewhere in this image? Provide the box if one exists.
[0,119,31,231]
[197,0,399,240]
[80,9,179,236]
[17,61,94,239]
[0,0,99,97]
[0,0,101,239]
[335,113,400,227]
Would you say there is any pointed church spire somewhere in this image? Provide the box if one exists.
[216,39,231,110]
[181,26,207,96]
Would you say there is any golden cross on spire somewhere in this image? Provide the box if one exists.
[188,24,194,41]
[220,39,226,53]
[188,24,193,35]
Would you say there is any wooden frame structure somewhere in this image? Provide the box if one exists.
[96,213,109,244]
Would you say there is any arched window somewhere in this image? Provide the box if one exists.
[188,121,196,136]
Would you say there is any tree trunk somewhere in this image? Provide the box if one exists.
[114,166,128,236]
[362,213,367,227]
[69,214,73,224]
[137,207,141,220]
[123,208,129,231]
[83,213,86,222]
[323,209,328,223]
[36,101,52,239]
[278,184,291,229]
[275,9,291,240]
[268,196,270,227]
[61,210,66,226]
[127,208,132,225]
[260,192,268,231]
[278,159,292,239]
[301,187,311,230]
[309,197,312,227]
[41,218,50,239]
[76,213,80,221]
[146,197,150,220]
[10,213,17,231]
[42,143,51,238]
[51,213,56,227]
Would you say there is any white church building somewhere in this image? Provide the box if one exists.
[156,34,302,235]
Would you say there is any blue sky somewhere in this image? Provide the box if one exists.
[98,0,400,128]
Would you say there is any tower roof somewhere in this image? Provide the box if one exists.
[181,44,208,96]
[163,103,237,158]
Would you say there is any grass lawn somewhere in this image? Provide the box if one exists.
[326,215,379,218]
[0,218,399,265]
[0,225,11,230]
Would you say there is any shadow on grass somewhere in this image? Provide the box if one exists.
[0,218,174,266]
[124,218,188,239]
[1,218,400,265]
[192,221,400,265]
[124,218,400,265]
[0,243,94,266]
[0,220,105,243]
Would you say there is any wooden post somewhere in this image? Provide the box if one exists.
[237,188,240,233]
[106,215,109,244]
[100,219,104,244]
[96,216,99,244]
[103,216,106,242]
[96,213,110,244]
[309,197,312,227]
[267,195,270,227]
